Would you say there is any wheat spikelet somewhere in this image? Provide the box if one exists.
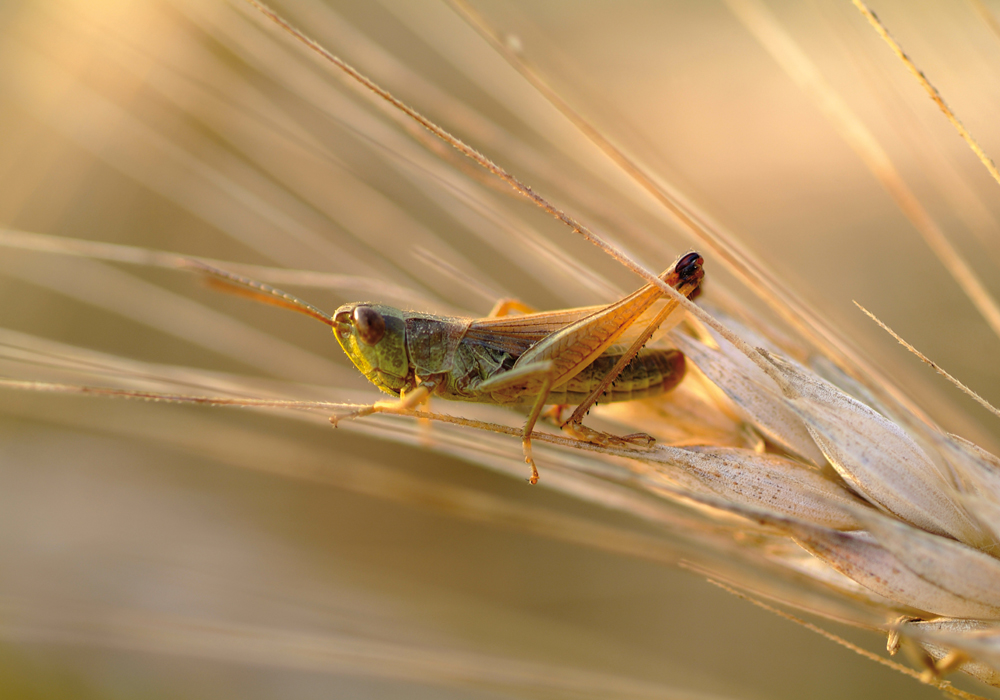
[0,0,999,697]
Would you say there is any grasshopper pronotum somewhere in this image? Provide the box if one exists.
[190,251,703,484]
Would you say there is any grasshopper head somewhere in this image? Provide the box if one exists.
[332,303,410,395]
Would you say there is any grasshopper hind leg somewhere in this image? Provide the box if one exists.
[561,348,686,449]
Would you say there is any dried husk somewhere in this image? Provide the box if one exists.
[793,528,1000,621]
[757,350,988,547]
[643,445,864,531]
[671,331,827,466]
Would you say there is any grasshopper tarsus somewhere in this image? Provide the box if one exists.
[521,433,540,484]
[524,451,540,485]
[560,421,656,450]
[620,432,657,448]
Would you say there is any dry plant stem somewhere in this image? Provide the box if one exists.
[0,228,427,301]
[0,379,725,473]
[0,378,341,412]
[853,0,1000,189]
[854,301,1000,420]
[729,0,1000,346]
[0,378,560,448]
[698,575,989,700]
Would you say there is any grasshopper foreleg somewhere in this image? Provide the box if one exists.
[330,383,434,426]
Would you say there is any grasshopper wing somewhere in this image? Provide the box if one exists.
[463,306,601,356]
[464,296,686,357]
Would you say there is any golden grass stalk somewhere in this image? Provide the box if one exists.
[1,0,999,698]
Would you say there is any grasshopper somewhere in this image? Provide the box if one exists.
[190,251,704,483]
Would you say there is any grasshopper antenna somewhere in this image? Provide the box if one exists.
[181,258,336,328]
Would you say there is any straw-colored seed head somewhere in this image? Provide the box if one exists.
[647,311,1000,688]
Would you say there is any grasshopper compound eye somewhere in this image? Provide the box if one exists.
[352,305,386,346]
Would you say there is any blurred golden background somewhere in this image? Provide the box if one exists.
[1,0,999,697]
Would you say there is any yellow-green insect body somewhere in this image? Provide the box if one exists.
[330,252,704,416]
[334,301,686,407]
